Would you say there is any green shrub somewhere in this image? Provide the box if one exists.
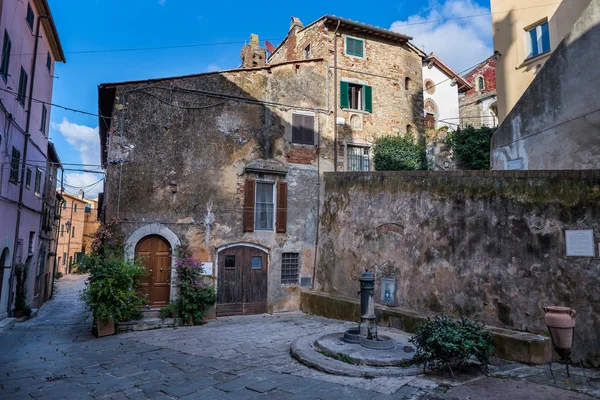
[373,133,427,171]
[445,126,494,170]
[55,271,63,280]
[410,316,494,376]
[168,245,216,325]
[80,256,146,325]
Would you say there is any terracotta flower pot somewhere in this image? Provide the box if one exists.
[544,306,576,353]
[96,319,116,337]
[14,310,25,318]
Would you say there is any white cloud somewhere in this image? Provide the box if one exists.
[63,172,104,199]
[52,118,100,165]
[206,63,221,72]
[390,0,493,73]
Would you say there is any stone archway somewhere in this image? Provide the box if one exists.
[125,223,181,301]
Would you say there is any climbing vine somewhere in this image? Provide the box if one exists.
[445,126,494,170]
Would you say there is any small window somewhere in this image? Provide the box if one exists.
[345,37,364,57]
[26,3,35,31]
[73,204,77,213]
[526,21,550,59]
[407,125,413,135]
[224,255,235,270]
[405,77,411,91]
[292,113,315,145]
[0,30,11,82]
[347,145,370,171]
[340,82,372,112]
[60,225,64,237]
[255,182,274,231]
[40,104,47,133]
[46,53,52,72]
[26,168,32,188]
[85,203,91,214]
[28,232,35,254]
[62,252,66,264]
[17,67,28,107]
[281,253,299,285]
[9,147,20,183]
[304,44,311,59]
[71,226,75,238]
[251,256,262,270]
[424,79,435,94]
[34,168,42,196]
[63,201,67,210]
[477,77,485,91]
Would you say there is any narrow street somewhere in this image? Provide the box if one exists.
[0,275,596,399]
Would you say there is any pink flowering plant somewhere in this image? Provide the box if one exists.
[160,245,215,325]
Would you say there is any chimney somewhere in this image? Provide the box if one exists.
[241,34,267,68]
[286,17,304,61]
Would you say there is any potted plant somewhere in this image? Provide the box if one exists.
[13,263,30,318]
[80,254,146,337]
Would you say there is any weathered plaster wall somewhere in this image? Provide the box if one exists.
[317,170,600,366]
[459,56,498,129]
[491,0,600,169]
[422,64,459,130]
[104,61,327,311]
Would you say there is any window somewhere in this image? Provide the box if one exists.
[224,255,236,269]
[34,168,42,196]
[85,203,91,214]
[292,113,315,145]
[26,168,32,188]
[17,67,28,107]
[304,44,311,59]
[71,226,75,238]
[9,147,20,183]
[407,125,413,135]
[251,256,262,270]
[46,53,52,72]
[345,37,364,57]
[26,3,35,31]
[477,77,485,91]
[255,182,274,231]
[40,104,47,133]
[73,203,77,213]
[340,82,372,113]
[425,79,435,94]
[62,252,66,265]
[526,21,550,59]
[405,77,411,91]
[0,30,11,82]
[347,145,370,171]
[243,180,288,233]
[281,253,299,285]
[28,232,35,254]
[60,225,64,237]
[63,201,67,210]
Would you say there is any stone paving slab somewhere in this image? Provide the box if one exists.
[0,274,597,400]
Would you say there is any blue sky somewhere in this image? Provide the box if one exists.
[48,0,492,197]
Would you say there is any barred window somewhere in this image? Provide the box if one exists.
[281,253,299,285]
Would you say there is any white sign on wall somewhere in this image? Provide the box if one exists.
[202,262,213,276]
[565,230,595,257]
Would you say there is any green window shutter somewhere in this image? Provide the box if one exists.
[340,81,349,109]
[356,40,364,57]
[364,85,372,113]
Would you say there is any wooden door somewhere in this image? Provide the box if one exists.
[425,113,436,130]
[216,246,268,316]
[135,235,171,308]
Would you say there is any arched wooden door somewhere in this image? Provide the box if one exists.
[217,246,268,316]
[135,236,171,308]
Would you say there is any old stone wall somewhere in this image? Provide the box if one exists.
[316,170,600,366]
[103,60,327,311]
[491,0,600,170]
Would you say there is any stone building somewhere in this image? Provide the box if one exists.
[458,55,498,129]
[97,15,424,317]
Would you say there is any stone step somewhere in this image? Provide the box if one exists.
[0,317,16,334]
[119,317,176,333]
[140,309,162,319]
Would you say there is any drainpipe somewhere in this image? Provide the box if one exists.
[332,20,340,172]
[8,16,46,314]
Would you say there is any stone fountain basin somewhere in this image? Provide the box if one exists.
[315,332,415,367]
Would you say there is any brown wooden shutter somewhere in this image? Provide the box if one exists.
[276,181,288,233]
[243,179,255,232]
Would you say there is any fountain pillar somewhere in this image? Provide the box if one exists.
[359,269,377,340]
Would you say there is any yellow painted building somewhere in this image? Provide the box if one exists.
[83,198,100,254]
[491,0,592,121]
[56,193,87,275]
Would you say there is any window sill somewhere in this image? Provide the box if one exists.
[291,142,316,147]
[341,108,370,115]
[345,53,365,60]
[517,51,551,69]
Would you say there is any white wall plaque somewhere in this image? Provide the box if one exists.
[202,262,213,276]
[507,158,523,170]
[336,117,345,125]
[565,230,595,257]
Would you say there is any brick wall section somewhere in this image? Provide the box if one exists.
[317,170,600,366]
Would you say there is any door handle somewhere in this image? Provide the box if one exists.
[160,268,163,272]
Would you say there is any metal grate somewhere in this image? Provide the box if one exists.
[347,146,370,171]
[281,253,299,285]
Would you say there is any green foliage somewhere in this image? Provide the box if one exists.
[91,218,125,258]
[373,133,427,171]
[410,316,494,374]
[168,245,216,326]
[445,126,494,170]
[159,302,178,318]
[14,263,28,311]
[80,254,146,324]
[55,271,63,280]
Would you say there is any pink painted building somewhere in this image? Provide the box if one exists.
[0,0,65,326]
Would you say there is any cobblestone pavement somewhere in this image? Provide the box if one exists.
[0,274,598,399]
